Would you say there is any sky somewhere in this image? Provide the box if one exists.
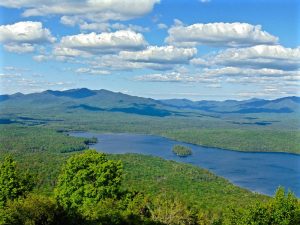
[0,0,299,100]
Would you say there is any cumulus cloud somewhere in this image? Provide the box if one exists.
[55,30,147,56]
[0,21,55,44]
[207,45,300,71]
[0,21,55,53]
[120,45,197,64]
[4,43,35,53]
[86,46,196,71]
[0,0,160,23]
[166,22,278,47]
[62,19,150,33]
[89,54,180,71]
[53,47,84,57]
[52,35,196,71]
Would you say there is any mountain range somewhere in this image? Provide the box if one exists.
[0,88,299,117]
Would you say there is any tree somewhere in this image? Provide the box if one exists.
[0,194,64,225]
[0,155,33,207]
[268,187,300,225]
[223,187,300,225]
[54,150,123,214]
[149,194,196,225]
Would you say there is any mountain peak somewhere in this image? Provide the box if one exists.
[44,88,97,99]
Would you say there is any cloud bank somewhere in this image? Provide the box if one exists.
[166,22,278,47]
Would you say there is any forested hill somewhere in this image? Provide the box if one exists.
[0,88,299,116]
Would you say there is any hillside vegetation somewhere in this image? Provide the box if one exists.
[163,129,300,154]
[0,150,299,225]
[1,88,300,154]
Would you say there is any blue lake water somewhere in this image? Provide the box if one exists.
[69,132,300,197]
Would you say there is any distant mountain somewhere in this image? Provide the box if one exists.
[44,88,97,99]
[0,88,299,117]
[159,96,300,114]
[0,88,175,117]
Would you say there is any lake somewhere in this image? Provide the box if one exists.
[69,132,300,197]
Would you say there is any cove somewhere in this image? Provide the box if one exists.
[69,132,300,197]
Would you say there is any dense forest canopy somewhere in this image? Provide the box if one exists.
[0,151,299,225]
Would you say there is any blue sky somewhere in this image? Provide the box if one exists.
[0,0,299,100]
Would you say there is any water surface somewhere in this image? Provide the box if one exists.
[69,132,300,197]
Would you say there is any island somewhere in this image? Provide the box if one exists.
[172,145,192,157]
[84,136,98,145]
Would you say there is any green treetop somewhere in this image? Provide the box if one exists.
[55,150,123,213]
[0,155,33,207]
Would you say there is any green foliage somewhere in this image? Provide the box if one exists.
[0,126,298,224]
[149,194,196,225]
[0,156,34,207]
[163,129,300,154]
[55,150,123,213]
[0,126,96,194]
[0,125,91,154]
[0,194,64,225]
[172,145,192,157]
[81,194,158,225]
[223,187,300,225]
[108,154,266,213]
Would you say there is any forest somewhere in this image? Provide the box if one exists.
[0,150,299,225]
[0,124,299,224]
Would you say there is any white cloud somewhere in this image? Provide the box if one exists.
[133,66,300,90]
[120,45,197,64]
[110,23,150,33]
[157,23,168,29]
[89,54,179,71]
[0,21,55,44]
[210,45,300,71]
[135,71,220,83]
[79,22,111,32]
[64,21,150,33]
[135,72,185,82]
[75,68,110,75]
[190,58,211,67]
[60,15,79,27]
[89,55,143,70]
[33,54,49,62]
[52,33,194,71]
[0,0,160,22]
[53,47,85,57]
[201,67,300,78]
[86,46,197,71]
[4,43,35,53]
[55,30,147,56]
[166,22,278,47]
